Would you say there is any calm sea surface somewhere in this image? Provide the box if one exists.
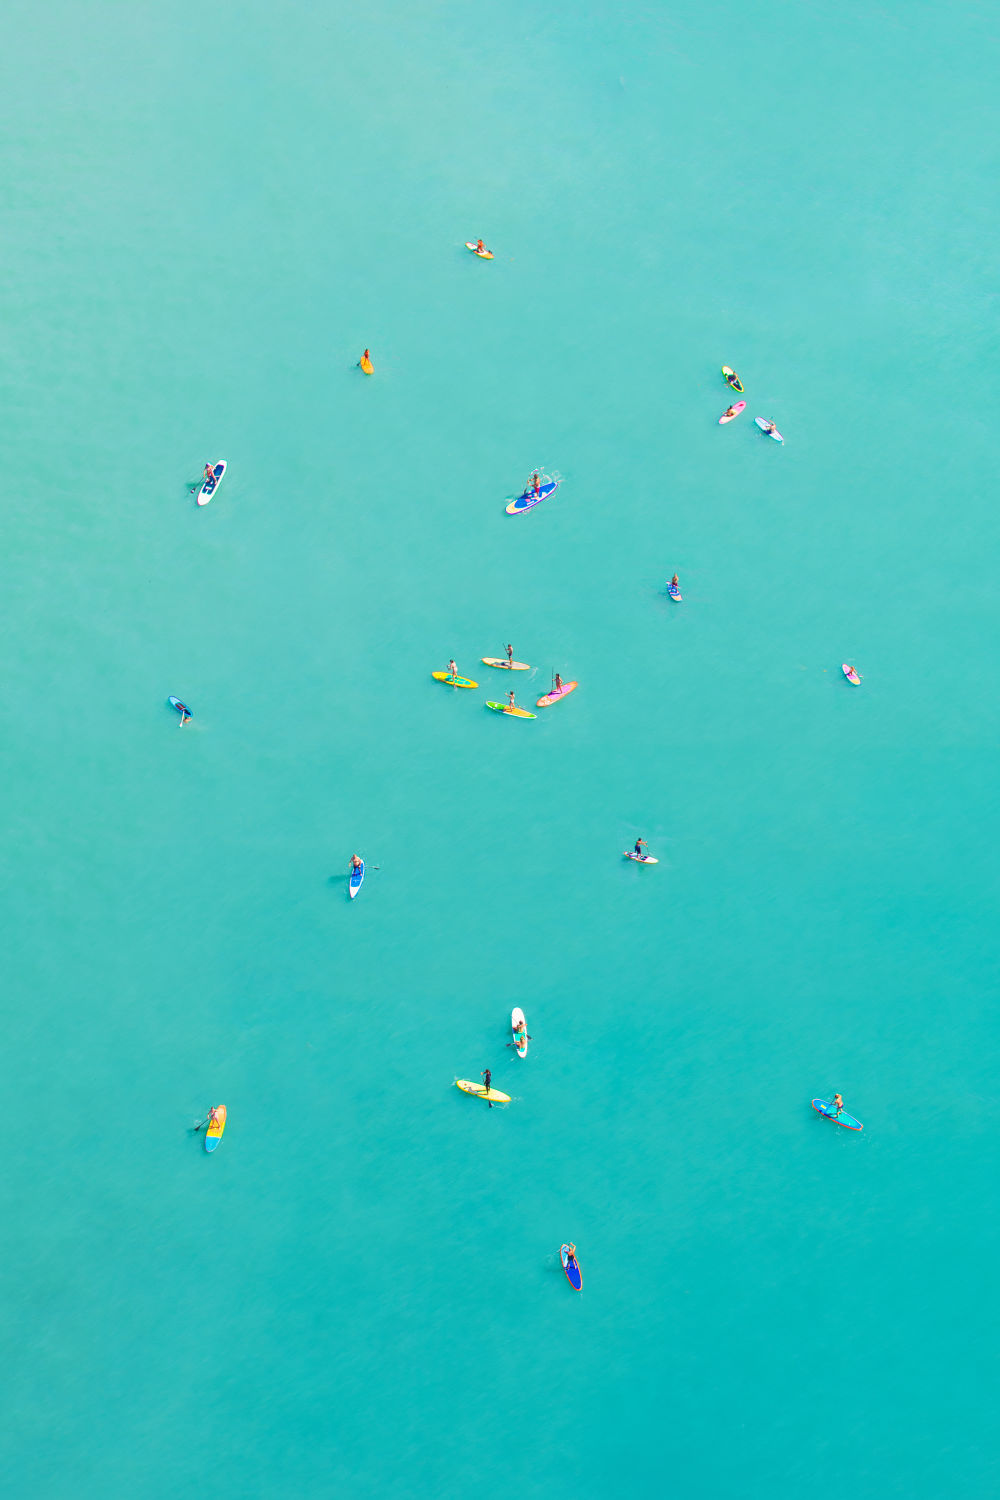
[1,2,997,1495]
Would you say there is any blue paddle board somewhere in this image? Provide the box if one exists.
[560,1245,583,1290]
[505,478,560,515]
[812,1098,863,1131]
[349,860,365,899]
[168,695,192,720]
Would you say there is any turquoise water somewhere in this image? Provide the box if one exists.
[2,1,998,1494]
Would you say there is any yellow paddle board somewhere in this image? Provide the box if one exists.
[456,1079,511,1103]
[432,671,478,688]
[359,354,374,375]
[204,1105,226,1152]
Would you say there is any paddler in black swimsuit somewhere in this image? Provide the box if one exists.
[481,1068,493,1108]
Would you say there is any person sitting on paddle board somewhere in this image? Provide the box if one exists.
[510,1019,531,1044]
[831,1094,844,1116]
[476,239,486,254]
[670,574,679,589]
[505,643,514,667]
[633,838,648,859]
[761,419,777,435]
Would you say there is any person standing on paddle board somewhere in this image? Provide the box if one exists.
[481,1068,493,1108]
[203,462,216,483]
[476,239,485,254]
[832,1094,844,1116]
[670,574,679,589]
[565,1243,578,1270]
[350,854,363,874]
[448,659,458,679]
[507,689,517,709]
[505,643,514,667]
[532,471,541,496]
[553,673,563,695]
[633,838,648,859]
